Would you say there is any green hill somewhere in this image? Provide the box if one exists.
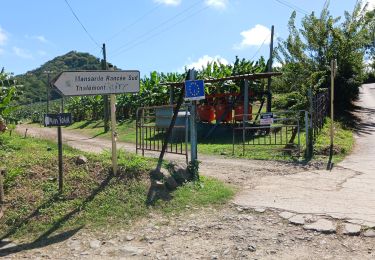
[16,51,102,104]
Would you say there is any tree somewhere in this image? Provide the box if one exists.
[0,69,17,120]
[275,1,374,114]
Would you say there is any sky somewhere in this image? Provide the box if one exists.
[0,0,374,77]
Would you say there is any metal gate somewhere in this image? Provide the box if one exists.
[232,111,302,156]
[136,105,189,163]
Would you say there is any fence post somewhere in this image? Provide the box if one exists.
[0,168,5,218]
[308,88,314,153]
[304,110,311,158]
[189,70,198,163]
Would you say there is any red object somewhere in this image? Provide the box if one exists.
[215,104,233,122]
[234,104,252,121]
[198,104,215,122]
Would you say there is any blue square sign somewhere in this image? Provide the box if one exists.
[184,80,205,101]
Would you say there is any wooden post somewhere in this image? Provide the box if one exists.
[308,88,314,153]
[0,169,5,217]
[267,25,274,113]
[243,79,249,155]
[328,59,337,168]
[102,43,110,132]
[110,94,118,174]
[57,126,63,193]
[305,110,310,158]
[169,86,174,105]
[58,99,64,194]
[330,60,336,149]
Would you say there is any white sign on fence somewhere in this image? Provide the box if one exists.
[53,70,140,96]
[260,112,274,125]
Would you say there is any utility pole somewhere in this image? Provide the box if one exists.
[102,43,110,132]
[267,25,274,113]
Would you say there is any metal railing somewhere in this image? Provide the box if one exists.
[311,89,329,142]
[232,111,301,156]
[136,105,189,163]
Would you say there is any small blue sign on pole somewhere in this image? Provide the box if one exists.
[184,80,205,101]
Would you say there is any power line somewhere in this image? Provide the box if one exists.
[111,0,203,56]
[274,0,309,15]
[63,0,101,48]
[249,36,269,61]
[110,6,209,59]
[106,3,163,43]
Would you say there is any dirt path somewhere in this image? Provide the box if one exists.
[235,84,375,227]
[3,85,375,259]
[15,123,308,187]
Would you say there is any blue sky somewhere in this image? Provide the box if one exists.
[0,0,373,77]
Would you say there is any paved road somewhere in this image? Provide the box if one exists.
[235,84,375,226]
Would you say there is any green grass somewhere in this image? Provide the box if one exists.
[31,115,354,162]
[0,133,234,242]
[157,176,236,214]
[65,119,137,143]
[62,119,299,160]
[313,118,354,163]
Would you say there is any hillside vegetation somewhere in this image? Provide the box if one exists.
[15,51,102,105]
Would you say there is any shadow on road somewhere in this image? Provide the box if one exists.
[339,104,375,136]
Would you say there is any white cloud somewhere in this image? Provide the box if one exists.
[273,61,282,68]
[154,0,181,6]
[364,0,375,11]
[205,0,228,9]
[13,47,33,59]
[181,55,229,71]
[25,34,49,43]
[35,35,48,43]
[234,24,271,50]
[0,26,8,46]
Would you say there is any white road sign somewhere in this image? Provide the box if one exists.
[53,70,140,96]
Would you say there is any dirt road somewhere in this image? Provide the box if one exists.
[3,84,374,259]
[235,84,375,226]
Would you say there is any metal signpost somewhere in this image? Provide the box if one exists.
[44,113,72,127]
[184,78,205,162]
[44,113,73,193]
[53,70,140,175]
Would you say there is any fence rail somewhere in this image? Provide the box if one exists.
[136,105,189,163]
[311,89,329,143]
[232,111,301,156]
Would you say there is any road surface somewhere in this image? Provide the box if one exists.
[235,83,375,226]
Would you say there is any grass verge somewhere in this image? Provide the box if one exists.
[313,118,354,163]
[31,116,354,162]
[0,133,234,242]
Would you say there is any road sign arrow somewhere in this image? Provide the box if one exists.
[53,70,140,96]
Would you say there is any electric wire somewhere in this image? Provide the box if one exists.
[110,5,209,59]
[274,0,309,15]
[106,3,163,43]
[111,0,203,56]
[63,0,101,48]
[249,36,269,61]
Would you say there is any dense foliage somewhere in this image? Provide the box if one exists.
[15,51,102,105]
[274,1,374,114]
[12,55,268,122]
[0,68,18,121]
